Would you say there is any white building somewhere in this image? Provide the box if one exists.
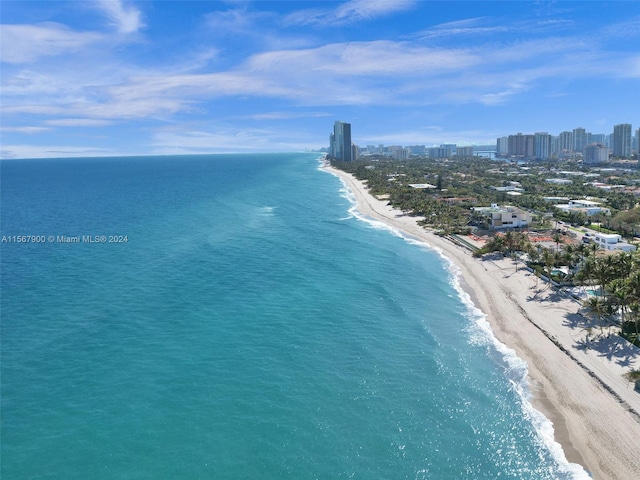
[473,204,533,229]
[554,199,610,217]
[593,233,636,252]
[546,178,573,185]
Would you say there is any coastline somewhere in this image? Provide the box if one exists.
[323,162,640,480]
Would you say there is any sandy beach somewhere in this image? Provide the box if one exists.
[324,163,640,480]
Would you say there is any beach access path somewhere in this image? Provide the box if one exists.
[324,163,640,480]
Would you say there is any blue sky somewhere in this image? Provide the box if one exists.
[1,1,639,158]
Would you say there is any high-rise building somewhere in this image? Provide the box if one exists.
[584,143,609,164]
[590,133,606,144]
[330,121,353,161]
[635,128,640,155]
[496,136,509,155]
[534,132,551,160]
[407,145,426,155]
[507,133,534,157]
[390,146,409,161]
[557,131,573,152]
[612,123,632,157]
[573,127,588,153]
[427,147,449,159]
[456,146,474,157]
[441,144,456,156]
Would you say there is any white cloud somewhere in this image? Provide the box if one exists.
[0,144,116,159]
[249,111,332,120]
[2,27,638,131]
[0,23,102,63]
[333,0,415,22]
[205,7,271,34]
[0,126,51,134]
[94,0,144,34]
[45,118,113,127]
[363,127,499,146]
[150,127,314,155]
[285,0,415,27]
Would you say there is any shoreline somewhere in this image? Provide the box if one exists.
[323,162,640,480]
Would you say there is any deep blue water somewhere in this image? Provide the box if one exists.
[1,153,588,479]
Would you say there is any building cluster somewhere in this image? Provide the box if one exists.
[496,124,638,162]
[328,122,639,164]
[327,122,480,161]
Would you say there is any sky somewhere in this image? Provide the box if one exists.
[1,0,639,159]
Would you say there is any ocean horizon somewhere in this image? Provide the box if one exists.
[1,153,589,479]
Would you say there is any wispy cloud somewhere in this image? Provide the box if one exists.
[205,7,272,34]
[2,1,639,158]
[3,33,634,127]
[0,126,51,134]
[415,17,514,39]
[285,0,416,27]
[363,126,500,146]
[94,0,144,34]
[150,126,315,155]
[0,23,102,63]
[248,111,332,120]
[414,16,576,40]
[44,118,113,127]
[0,144,116,159]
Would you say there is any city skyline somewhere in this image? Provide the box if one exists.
[327,121,640,159]
[1,1,640,159]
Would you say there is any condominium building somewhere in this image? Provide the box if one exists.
[573,127,588,153]
[507,133,534,157]
[497,136,509,155]
[534,132,551,160]
[583,143,609,164]
[456,146,474,157]
[329,121,353,161]
[612,123,632,157]
[427,147,449,159]
[557,131,573,152]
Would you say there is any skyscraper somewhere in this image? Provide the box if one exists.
[534,132,551,160]
[330,121,353,161]
[507,133,534,157]
[496,136,509,155]
[612,123,632,157]
[636,128,640,156]
[557,131,573,152]
[573,127,588,153]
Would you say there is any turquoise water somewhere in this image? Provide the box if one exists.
[1,153,588,479]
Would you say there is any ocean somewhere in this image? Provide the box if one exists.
[1,153,588,479]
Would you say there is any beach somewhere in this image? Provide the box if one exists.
[325,163,640,480]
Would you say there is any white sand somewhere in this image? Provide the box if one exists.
[325,163,640,480]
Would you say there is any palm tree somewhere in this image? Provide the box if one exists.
[542,247,555,288]
[608,278,629,335]
[512,251,520,272]
[552,232,563,254]
[526,243,541,264]
[583,296,607,335]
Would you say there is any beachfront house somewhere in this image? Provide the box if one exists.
[593,233,637,252]
[472,204,533,230]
